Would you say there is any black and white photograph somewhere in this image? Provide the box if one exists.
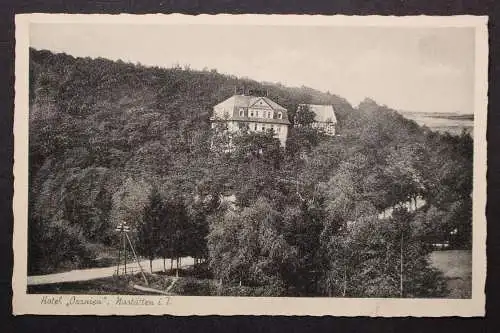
[13,14,487,316]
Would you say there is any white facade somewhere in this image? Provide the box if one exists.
[210,95,291,146]
[311,121,336,136]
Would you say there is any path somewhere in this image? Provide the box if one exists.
[27,257,194,286]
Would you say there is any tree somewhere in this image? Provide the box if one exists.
[294,104,316,126]
[143,196,191,276]
[319,209,447,298]
[207,195,327,295]
[229,131,283,207]
[392,207,413,297]
[208,197,294,293]
[207,209,243,284]
[384,144,426,209]
[281,201,324,295]
[136,188,164,273]
[167,199,190,275]
[28,217,91,274]
[187,201,212,265]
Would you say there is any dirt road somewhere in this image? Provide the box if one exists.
[27,257,194,286]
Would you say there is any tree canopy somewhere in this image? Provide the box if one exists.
[28,49,472,297]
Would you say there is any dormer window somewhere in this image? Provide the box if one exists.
[278,112,282,119]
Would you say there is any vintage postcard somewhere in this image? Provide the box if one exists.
[13,14,487,316]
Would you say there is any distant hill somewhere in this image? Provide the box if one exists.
[398,111,473,136]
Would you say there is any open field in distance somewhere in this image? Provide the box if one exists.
[429,250,472,299]
[400,111,473,136]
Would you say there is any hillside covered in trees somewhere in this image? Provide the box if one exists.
[28,49,472,297]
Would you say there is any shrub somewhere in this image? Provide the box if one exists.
[170,278,218,296]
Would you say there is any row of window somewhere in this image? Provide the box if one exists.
[239,108,282,119]
[249,123,282,133]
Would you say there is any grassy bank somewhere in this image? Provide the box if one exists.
[27,273,174,295]
[28,265,283,296]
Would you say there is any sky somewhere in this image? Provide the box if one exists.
[30,23,475,114]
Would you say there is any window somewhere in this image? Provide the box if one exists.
[250,111,254,117]
[278,112,282,119]
[239,108,244,117]
[268,112,271,118]
[256,111,259,118]
[277,126,281,133]
[254,123,258,131]
[262,125,265,131]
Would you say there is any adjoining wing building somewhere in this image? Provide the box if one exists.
[296,104,337,136]
[210,94,291,146]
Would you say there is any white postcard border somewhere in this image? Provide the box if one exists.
[13,13,488,316]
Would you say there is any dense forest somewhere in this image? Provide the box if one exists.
[28,48,472,297]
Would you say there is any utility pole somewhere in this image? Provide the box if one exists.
[115,222,148,285]
[116,230,121,275]
[124,229,127,274]
[115,222,130,276]
[400,232,404,298]
[125,232,149,286]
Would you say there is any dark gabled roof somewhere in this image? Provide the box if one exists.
[214,95,287,112]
